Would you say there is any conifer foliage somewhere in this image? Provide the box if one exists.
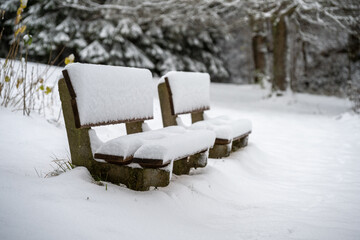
[1,0,230,80]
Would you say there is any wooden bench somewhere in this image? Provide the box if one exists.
[58,63,215,191]
[158,71,252,158]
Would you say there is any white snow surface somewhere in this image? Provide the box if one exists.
[133,129,215,162]
[1,78,360,240]
[163,71,211,114]
[95,126,214,163]
[190,116,252,140]
[65,63,154,126]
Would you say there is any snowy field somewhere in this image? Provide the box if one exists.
[0,70,360,239]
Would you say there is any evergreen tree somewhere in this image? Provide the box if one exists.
[1,0,231,81]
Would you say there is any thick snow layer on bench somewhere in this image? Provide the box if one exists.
[94,126,187,158]
[134,129,215,163]
[65,63,154,126]
[163,71,210,114]
[190,116,252,140]
[95,126,215,163]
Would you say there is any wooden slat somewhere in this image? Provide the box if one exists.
[133,158,171,168]
[214,131,251,145]
[175,106,210,116]
[94,153,133,165]
[232,131,252,141]
[126,121,144,134]
[215,138,232,145]
[62,70,82,129]
[80,117,152,129]
[62,70,76,98]
[164,77,176,116]
[133,148,208,168]
[191,111,205,123]
[70,98,81,129]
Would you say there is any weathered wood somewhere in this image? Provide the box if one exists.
[59,78,93,168]
[233,131,252,141]
[126,121,143,134]
[191,112,204,123]
[173,150,208,175]
[93,153,133,165]
[80,117,152,129]
[62,70,82,128]
[209,143,231,159]
[232,135,249,151]
[190,150,208,168]
[214,138,232,145]
[91,161,170,191]
[174,107,210,116]
[158,82,177,127]
[59,78,171,191]
[173,157,191,175]
[62,70,76,98]
[164,78,176,116]
[133,158,171,168]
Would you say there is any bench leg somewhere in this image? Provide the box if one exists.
[91,161,171,191]
[209,144,231,159]
[190,151,208,168]
[232,135,249,151]
[172,151,208,175]
[173,157,191,175]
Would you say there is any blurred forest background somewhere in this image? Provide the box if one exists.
[1,0,359,97]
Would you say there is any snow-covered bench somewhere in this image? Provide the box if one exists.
[58,63,215,191]
[158,71,252,158]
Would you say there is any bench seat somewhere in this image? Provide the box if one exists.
[189,116,252,143]
[158,70,252,158]
[94,126,215,168]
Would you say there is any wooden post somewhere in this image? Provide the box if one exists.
[191,112,204,123]
[126,121,143,134]
[59,78,94,169]
[158,82,177,127]
[209,144,231,159]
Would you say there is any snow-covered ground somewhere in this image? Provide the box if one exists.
[0,76,359,239]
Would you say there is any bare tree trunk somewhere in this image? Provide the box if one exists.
[252,34,266,83]
[272,15,287,91]
[289,19,300,92]
[302,41,308,77]
[289,38,298,91]
[250,17,267,84]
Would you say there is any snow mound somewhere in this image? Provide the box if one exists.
[162,71,210,114]
[134,129,215,163]
[64,63,154,127]
[190,116,252,140]
[189,116,252,140]
[95,126,215,164]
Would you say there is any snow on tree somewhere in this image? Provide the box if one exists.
[1,0,358,97]
[79,41,110,64]
[225,0,360,94]
[1,0,233,81]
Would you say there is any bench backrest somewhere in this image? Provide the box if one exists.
[164,71,210,115]
[63,63,154,128]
